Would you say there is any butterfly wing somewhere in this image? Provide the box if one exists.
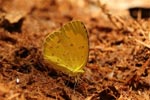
[43,21,89,76]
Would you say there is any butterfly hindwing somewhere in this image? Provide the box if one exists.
[43,21,89,76]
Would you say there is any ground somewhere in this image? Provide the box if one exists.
[0,0,150,100]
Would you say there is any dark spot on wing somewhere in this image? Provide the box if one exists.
[79,46,84,49]
[63,53,65,56]
[57,39,61,43]
[49,46,53,49]
[51,53,54,56]
[50,34,54,38]
[56,46,59,48]
[57,59,59,62]
[65,64,68,67]
[70,43,74,46]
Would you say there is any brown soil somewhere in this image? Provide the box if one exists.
[0,0,150,100]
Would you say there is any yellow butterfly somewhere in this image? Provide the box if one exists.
[43,21,89,76]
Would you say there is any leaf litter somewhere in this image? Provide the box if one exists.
[0,0,150,100]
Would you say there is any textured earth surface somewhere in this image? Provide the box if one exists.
[0,0,150,100]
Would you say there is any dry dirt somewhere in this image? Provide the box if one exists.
[0,0,150,100]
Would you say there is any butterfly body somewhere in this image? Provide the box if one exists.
[43,21,89,76]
